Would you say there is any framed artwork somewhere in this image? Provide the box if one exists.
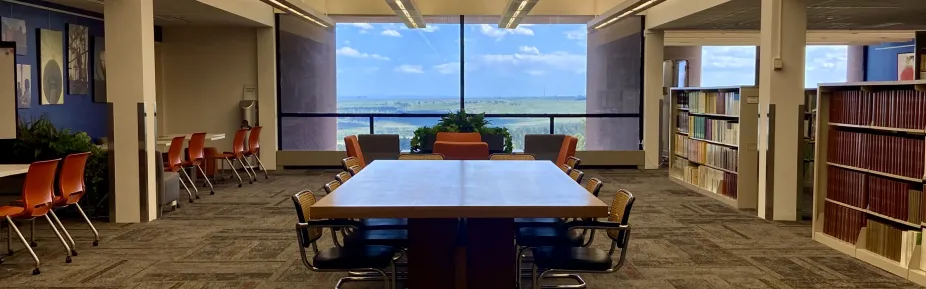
[93,37,106,102]
[898,52,915,81]
[0,17,27,55]
[16,64,31,108]
[67,24,89,95]
[39,29,64,105]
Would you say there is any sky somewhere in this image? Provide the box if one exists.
[334,23,848,98]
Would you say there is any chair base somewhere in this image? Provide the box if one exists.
[334,276,389,289]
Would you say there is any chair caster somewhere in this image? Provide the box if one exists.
[30,241,37,248]
[93,240,99,246]
[249,180,253,184]
[66,256,72,263]
[237,184,242,188]
[6,251,12,256]
[32,268,40,275]
[196,195,201,199]
[265,176,269,180]
[210,191,215,195]
[188,199,194,204]
[71,250,78,256]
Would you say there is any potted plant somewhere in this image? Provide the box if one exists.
[410,110,513,153]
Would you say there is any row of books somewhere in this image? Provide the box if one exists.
[683,91,741,116]
[826,166,867,208]
[687,116,739,146]
[684,139,738,171]
[865,219,919,263]
[826,130,925,180]
[670,156,686,179]
[681,164,737,198]
[823,201,866,244]
[677,111,689,133]
[828,89,926,130]
[868,175,923,224]
[674,134,688,156]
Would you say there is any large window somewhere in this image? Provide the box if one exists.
[701,45,848,87]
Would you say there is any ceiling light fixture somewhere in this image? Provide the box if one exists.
[499,0,539,29]
[386,0,426,29]
[259,0,334,28]
[588,0,667,30]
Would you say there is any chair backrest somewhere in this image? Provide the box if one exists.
[524,134,566,162]
[585,178,603,197]
[559,164,572,174]
[433,141,489,160]
[323,180,340,195]
[188,133,207,161]
[568,169,584,183]
[358,134,400,164]
[555,136,578,165]
[347,165,362,175]
[248,126,262,155]
[166,136,186,170]
[344,135,366,168]
[22,159,60,217]
[342,157,363,174]
[58,152,90,205]
[291,190,323,246]
[232,129,248,156]
[607,189,635,246]
[335,171,352,183]
[489,154,536,160]
[436,132,482,142]
[398,153,445,160]
[565,156,581,169]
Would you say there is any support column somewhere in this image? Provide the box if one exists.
[642,30,665,169]
[757,0,806,220]
[847,45,865,82]
[257,26,278,170]
[105,0,157,223]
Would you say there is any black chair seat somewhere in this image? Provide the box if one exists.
[344,229,409,248]
[514,218,563,228]
[363,218,408,229]
[314,245,396,270]
[516,226,584,248]
[531,246,612,271]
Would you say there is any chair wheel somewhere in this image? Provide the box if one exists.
[30,242,37,248]
[264,176,269,180]
[196,195,201,199]
[249,181,253,184]
[210,191,215,195]
[32,268,40,275]
[71,250,78,256]
[66,256,72,263]
[6,251,12,256]
[188,199,194,204]
[92,241,99,246]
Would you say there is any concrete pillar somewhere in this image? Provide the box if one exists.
[664,46,702,87]
[847,45,865,82]
[757,0,806,220]
[104,0,158,223]
[256,26,278,169]
[642,30,665,169]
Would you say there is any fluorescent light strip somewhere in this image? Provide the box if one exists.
[265,0,329,27]
[593,0,662,30]
[394,0,420,28]
[501,0,531,29]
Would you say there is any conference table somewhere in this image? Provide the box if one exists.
[0,165,29,178]
[312,160,608,289]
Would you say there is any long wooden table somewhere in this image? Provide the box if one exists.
[0,164,29,178]
[312,160,608,289]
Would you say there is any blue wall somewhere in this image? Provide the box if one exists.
[865,40,915,82]
[0,0,107,138]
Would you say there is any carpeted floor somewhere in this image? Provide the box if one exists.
[0,168,919,289]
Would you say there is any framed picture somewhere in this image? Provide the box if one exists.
[39,29,64,105]
[0,17,27,55]
[16,64,31,108]
[898,52,915,81]
[67,24,89,95]
[93,37,106,102]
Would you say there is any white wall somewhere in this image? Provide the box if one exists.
[159,26,258,153]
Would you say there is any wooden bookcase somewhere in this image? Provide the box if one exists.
[668,86,759,209]
[812,80,926,286]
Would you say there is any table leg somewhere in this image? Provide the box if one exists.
[407,218,462,289]
[466,218,515,289]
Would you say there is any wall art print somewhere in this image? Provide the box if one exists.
[40,29,64,105]
[67,24,89,95]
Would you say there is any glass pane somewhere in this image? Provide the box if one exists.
[373,116,441,151]
[701,46,757,87]
[551,117,586,150]
[280,117,368,151]
[486,117,549,152]
[805,45,847,87]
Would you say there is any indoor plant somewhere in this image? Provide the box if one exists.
[410,110,513,153]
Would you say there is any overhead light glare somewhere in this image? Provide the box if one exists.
[386,0,426,29]
[590,0,667,30]
[260,0,333,28]
[499,0,538,29]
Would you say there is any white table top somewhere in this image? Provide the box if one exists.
[156,133,226,145]
[312,160,608,219]
[0,164,29,178]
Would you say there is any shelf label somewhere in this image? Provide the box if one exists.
[746,96,759,104]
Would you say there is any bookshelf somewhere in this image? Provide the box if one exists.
[668,86,759,209]
[812,80,926,285]
[800,89,818,220]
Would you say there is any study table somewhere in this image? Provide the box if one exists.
[312,160,608,289]
[0,164,29,178]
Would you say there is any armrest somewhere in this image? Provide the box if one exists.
[296,219,363,230]
[565,220,629,231]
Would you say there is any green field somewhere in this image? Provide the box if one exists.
[334,97,587,151]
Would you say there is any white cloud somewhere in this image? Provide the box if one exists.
[362,67,380,74]
[479,24,534,40]
[420,25,440,32]
[564,28,586,40]
[347,23,374,30]
[434,62,460,74]
[525,70,545,76]
[395,64,424,74]
[480,50,585,71]
[381,29,401,37]
[518,46,540,54]
[336,47,390,60]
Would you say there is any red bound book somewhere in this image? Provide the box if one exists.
[902,91,910,129]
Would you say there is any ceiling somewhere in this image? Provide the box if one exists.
[300,0,628,16]
[41,0,265,26]
[656,0,926,30]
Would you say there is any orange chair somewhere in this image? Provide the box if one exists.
[183,133,215,195]
[436,132,482,142]
[0,159,72,275]
[217,129,251,187]
[244,126,270,180]
[555,136,578,166]
[344,135,366,169]
[46,152,100,253]
[166,136,197,202]
[433,141,489,160]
